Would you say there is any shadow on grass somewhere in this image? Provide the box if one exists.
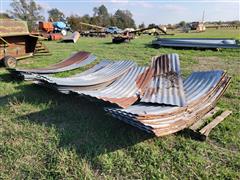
[0,71,23,82]
[2,82,152,158]
[144,43,223,51]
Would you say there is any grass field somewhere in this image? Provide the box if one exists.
[1,29,240,179]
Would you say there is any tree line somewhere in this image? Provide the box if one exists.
[1,0,239,31]
[1,0,136,31]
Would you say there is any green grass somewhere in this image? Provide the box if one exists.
[1,29,240,179]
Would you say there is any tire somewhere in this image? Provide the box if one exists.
[61,29,67,36]
[3,56,17,68]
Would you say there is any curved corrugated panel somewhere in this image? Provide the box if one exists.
[107,70,225,117]
[38,60,136,86]
[73,66,153,108]
[72,60,114,77]
[104,70,230,136]
[62,31,80,43]
[14,51,96,74]
[140,53,186,107]
[22,60,112,81]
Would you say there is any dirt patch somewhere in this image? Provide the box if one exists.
[195,56,224,70]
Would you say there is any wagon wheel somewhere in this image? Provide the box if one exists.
[3,56,17,68]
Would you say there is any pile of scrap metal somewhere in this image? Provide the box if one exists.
[79,22,107,38]
[112,31,134,43]
[131,25,173,36]
[9,51,96,80]
[0,19,47,68]
[36,20,72,40]
[10,52,231,137]
[62,32,80,43]
[152,38,240,49]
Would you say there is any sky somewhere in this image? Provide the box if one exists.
[0,0,239,25]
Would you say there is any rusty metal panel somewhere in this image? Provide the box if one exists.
[62,32,80,43]
[106,70,225,117]
[13,51,96,74]
[141,53,186,107]
[72,66,153,108]
[152,38,240,49]
[0,19,29,37]
[105,70,230,136]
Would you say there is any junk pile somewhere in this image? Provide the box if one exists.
[9,52,231,137]
[152,38,240,49]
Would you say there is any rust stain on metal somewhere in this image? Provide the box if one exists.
[105,70,231,137]
[101,96,138,108]
[141,53,186,107]
[15,51,95,73]
[135,67,154,96]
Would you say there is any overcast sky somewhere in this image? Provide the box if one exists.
[1,0,239,25]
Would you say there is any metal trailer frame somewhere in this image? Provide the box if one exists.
[0,19,39,68]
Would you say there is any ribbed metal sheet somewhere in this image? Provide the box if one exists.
[12,51,96,74]
[152,38,240,49]
[104,70,230,136]
[37,60,136,86]
[62,31,80,43]
[106,70,224,116]
[72,66,153,108]
[72,60,114,77]
[141,53,186,107]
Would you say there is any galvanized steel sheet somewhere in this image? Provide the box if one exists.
[14,51,96,74]
[104,70,230,136]
[73,66,153,108]
[141,53,186,107]
[152,38,240,49]
[38,60,136,86]
[62,31,80,43]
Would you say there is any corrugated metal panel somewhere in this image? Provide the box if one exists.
[152,38,240,49]
[38,60,136,86]
[14,51,96,74]
[33,61,116,94]
[72,60,114,77]
[141,53,186,107]
[104,70,230,136]
[72,66,153,108]
[62,31,80,43]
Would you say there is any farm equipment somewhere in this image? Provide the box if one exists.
[112,31,134,43]
[0,19,39,68]
[38,19,72,40]
[79,22,107,37]
[131,25,169,36]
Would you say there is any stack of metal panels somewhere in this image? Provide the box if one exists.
[105,70,231,136]
[11,51,230,137]
[10,51,96,80]
[152,38,240,49]
[72,66,153,108]
[36,60,137,94]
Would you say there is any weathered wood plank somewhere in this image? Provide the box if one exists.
[199,110,232,137]
[189,107,220,131]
